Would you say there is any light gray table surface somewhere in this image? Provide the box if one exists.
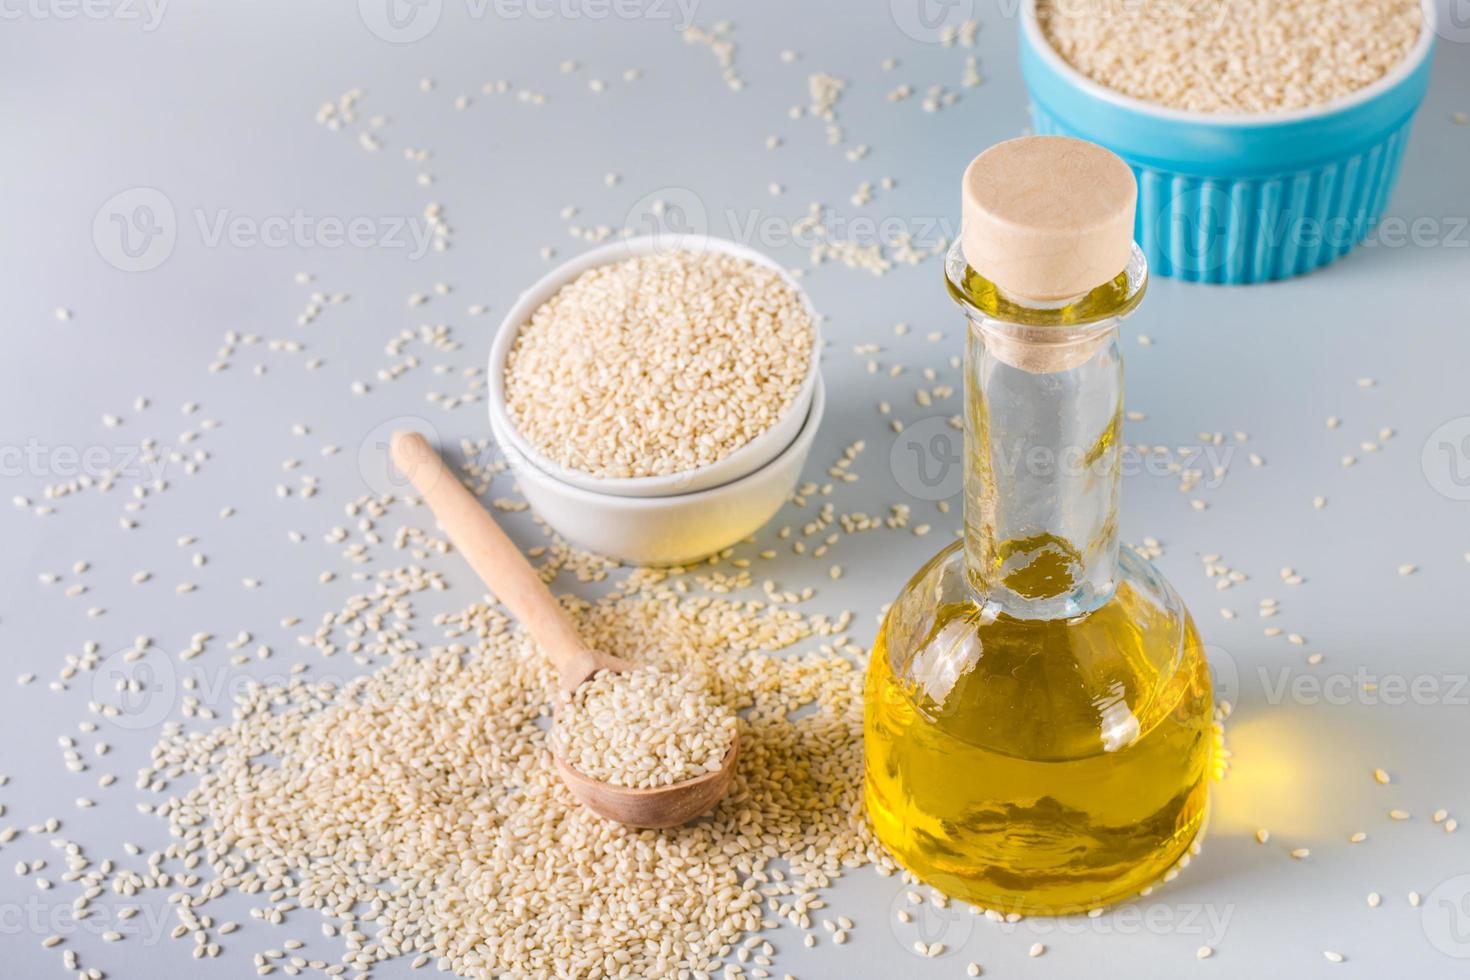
[3,1,1470,977]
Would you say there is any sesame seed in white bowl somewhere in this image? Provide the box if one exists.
[490,375,825,566]
[490,235,821,498]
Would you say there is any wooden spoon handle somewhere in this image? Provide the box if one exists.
[390,431,591,676]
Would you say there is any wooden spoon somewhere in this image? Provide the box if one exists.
[389,431,738,828]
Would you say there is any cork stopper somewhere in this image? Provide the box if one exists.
[960,136,1137,373]
[961,136,1136,304]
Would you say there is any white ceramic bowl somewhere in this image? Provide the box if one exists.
[488,235,821,498]
[492,376,825,566]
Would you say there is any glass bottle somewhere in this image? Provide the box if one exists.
[864,137,1214,915]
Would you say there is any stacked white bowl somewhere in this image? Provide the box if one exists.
[488,235,824,566]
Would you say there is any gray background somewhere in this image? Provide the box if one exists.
[3,0,1470,977]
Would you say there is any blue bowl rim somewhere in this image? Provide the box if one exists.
[1020,0,1438,128]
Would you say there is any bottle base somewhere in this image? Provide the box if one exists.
[868,781,1211,916]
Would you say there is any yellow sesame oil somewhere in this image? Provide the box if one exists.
[864,563,1214,914]
[863,244,1214,915]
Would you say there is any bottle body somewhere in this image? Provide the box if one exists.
[863,242,1214,913]
[864,541,1213,913]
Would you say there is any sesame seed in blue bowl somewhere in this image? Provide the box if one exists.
[1020,0,1437,283]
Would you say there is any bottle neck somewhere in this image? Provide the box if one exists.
[962,315,1123,620]
[945,239,1147,622]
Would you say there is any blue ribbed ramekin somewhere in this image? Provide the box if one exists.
[1020,0,1437,283]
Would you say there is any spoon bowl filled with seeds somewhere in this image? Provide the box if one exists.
[390,430,740,827]
[553,666,740,827]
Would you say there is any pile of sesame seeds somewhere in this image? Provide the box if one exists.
[135,586,880,978]
[503,250,815,479]
[553,666,738,789]
[1037,0,1423,113]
